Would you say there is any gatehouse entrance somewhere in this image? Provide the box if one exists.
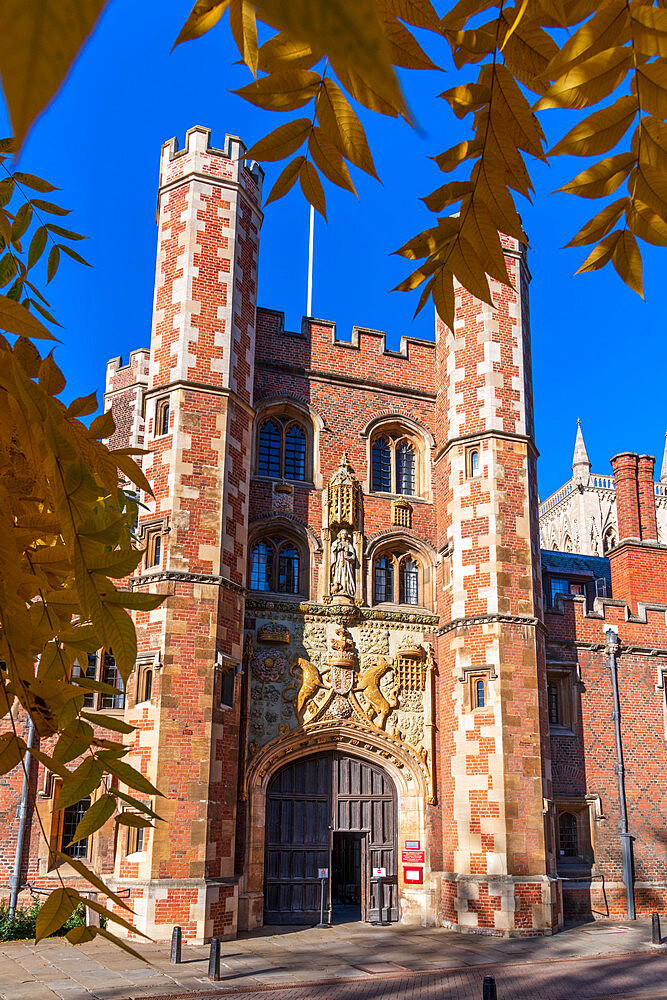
[264,752,397,925]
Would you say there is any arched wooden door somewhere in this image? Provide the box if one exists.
[264,752,397,924]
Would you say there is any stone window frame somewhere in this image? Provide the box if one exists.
[546,661,580,734]
[46,782,100,870]
[554,797,595,870]
[252,398,322,488]
[458,664,497,713]
[366,532,436,611]
[133,650,159,708]
[465,444,481,480]
[247,522,311,599]
[72,648,125,713]
[361,414,434,502]
[217,652,240,711]
[154,395,171,438]
[139,516,169,575]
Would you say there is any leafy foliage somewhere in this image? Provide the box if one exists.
[0,896,96,942]
[0,140,163,949]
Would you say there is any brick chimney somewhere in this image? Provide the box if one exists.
[638,454,658,541]
[609,451,667,609]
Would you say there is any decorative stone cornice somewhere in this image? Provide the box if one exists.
[245,596,439,626]
[131,570,245,594]
[439,612,546,636]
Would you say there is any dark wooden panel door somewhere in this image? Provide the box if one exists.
[333,755,397,921]
[264,755,331,924]
[264,753,397,924]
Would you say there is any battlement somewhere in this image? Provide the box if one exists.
[256,308,436,394]
[105,349,150,395]
[546,591,667,647]
[158,125,263,207]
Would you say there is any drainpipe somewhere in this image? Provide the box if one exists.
[8,716,35,920]
[605,628,635,919]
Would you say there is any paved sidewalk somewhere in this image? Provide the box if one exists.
[0,919,665,1000]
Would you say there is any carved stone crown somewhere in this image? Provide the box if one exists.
[325,451,362,530]
[257,622,290,644]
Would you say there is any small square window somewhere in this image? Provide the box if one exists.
[127,823,145,855]
[546,666,576,731]
[221,667,235,708]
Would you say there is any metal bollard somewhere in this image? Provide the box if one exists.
[482,975,497,1000]
[170,925,182,964]
[208,937,221,981]
[652,912,662,945]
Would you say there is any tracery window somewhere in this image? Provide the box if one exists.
[373,550,421,606]
[257,417,308,481]
[249,536,305,595]
[603,525,617,552]
[371,433,418,496]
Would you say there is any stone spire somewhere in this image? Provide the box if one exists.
[572,419,591,484]
[661,433,667,483]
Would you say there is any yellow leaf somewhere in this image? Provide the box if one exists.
[611,228,643,296]
[534,0,597,30]
[116,788,162,820]
[638,117,667,175]
[549,96,637,157]
[633,163,667,218]
[102,757,162,798]
[484,120,534,198]
[54,853,133,912]
[112,452,153,497]
[635,64,667,120]
[448,237,495,308]
[233,69,321,112]
[332,61,400,117]
[381,15,440,71]
[473,158,528,243]
[94,926,149,963]
[538,47,632,111]
[380,0,440,31]
[448,24,498,69]
[626,198,667,247]
[255,0,406,117]
[394,218,459,260]
[546,1,629,79]
[299,160,327,220]
[316,78,379,178]
[81,711,134,734]
[66,925,98,945]
[431,138,483,173]
[421,180,474,213]
[77,894,149,938]
[99,603,136,679]
[230,0,258,76]
[501,10,558,92]
[565,197,628,247]
[493,65,546,158]
[0,1,107,149]
[56,759,103,811]
[264,155,306,205]
[308,128,356,194]
[631,5,667,58]
[67,391,98,418]
[174,0,230,46]
[0,732,25,774]
[35,887,80,942]
[67,793,116,846]
[116,811,153,829]
[244,119,312,162]
[440,81,491,120]
[103,590,165,611]
[442,0,498,31]
[575,229,622,273]
[431,266,455,329]
[258,32,322,73]
[500,0,530,53]
[0,294,55,339]
[88,409,115,439]
[460,198,512,286]
[38,353,66,396]
[557,152,635,199]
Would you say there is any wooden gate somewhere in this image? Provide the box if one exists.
[264,752,397,924]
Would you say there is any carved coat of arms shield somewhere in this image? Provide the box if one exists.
[330,664,354,694]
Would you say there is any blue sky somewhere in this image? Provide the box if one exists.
[1,0,665,500]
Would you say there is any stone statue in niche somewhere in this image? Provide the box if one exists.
[331,528,357,598]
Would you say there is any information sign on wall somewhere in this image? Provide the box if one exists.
[317,868,329,879]
[372,866,387,877]
[401,849,425,863]
[403,867,423,884]
[405,840,420,849]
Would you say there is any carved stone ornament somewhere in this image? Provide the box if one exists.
[257,622,290,644]
[324,451,362,531]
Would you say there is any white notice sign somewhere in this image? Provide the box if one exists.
[372,867,387,877]
[317,868,329,879]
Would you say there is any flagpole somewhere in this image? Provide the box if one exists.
[307,204,314,317]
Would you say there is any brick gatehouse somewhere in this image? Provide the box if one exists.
[2,127,666,942]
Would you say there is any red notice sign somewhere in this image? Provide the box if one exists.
[401,849,425,863]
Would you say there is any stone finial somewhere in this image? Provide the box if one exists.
[572,419,591,484]
[661,432,667,484]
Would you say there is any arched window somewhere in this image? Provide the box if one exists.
[558,812,578,857]
[249,537,306,595]
[256,415,309,481]
[470,449,479,475]
[475,679,485,708]
[370,429,421,496]
[250,540,273,591]
[399,556,419,604]
[284,424,306,480]
[371,437,391,492]
[373,550,421,606]
[257,420,282,478]
[278,544,300,595]
[374,555,393,603]
[563,535,573,553]
[155,397,170,437]
[142,668,152,703]
[396,442,415,495]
